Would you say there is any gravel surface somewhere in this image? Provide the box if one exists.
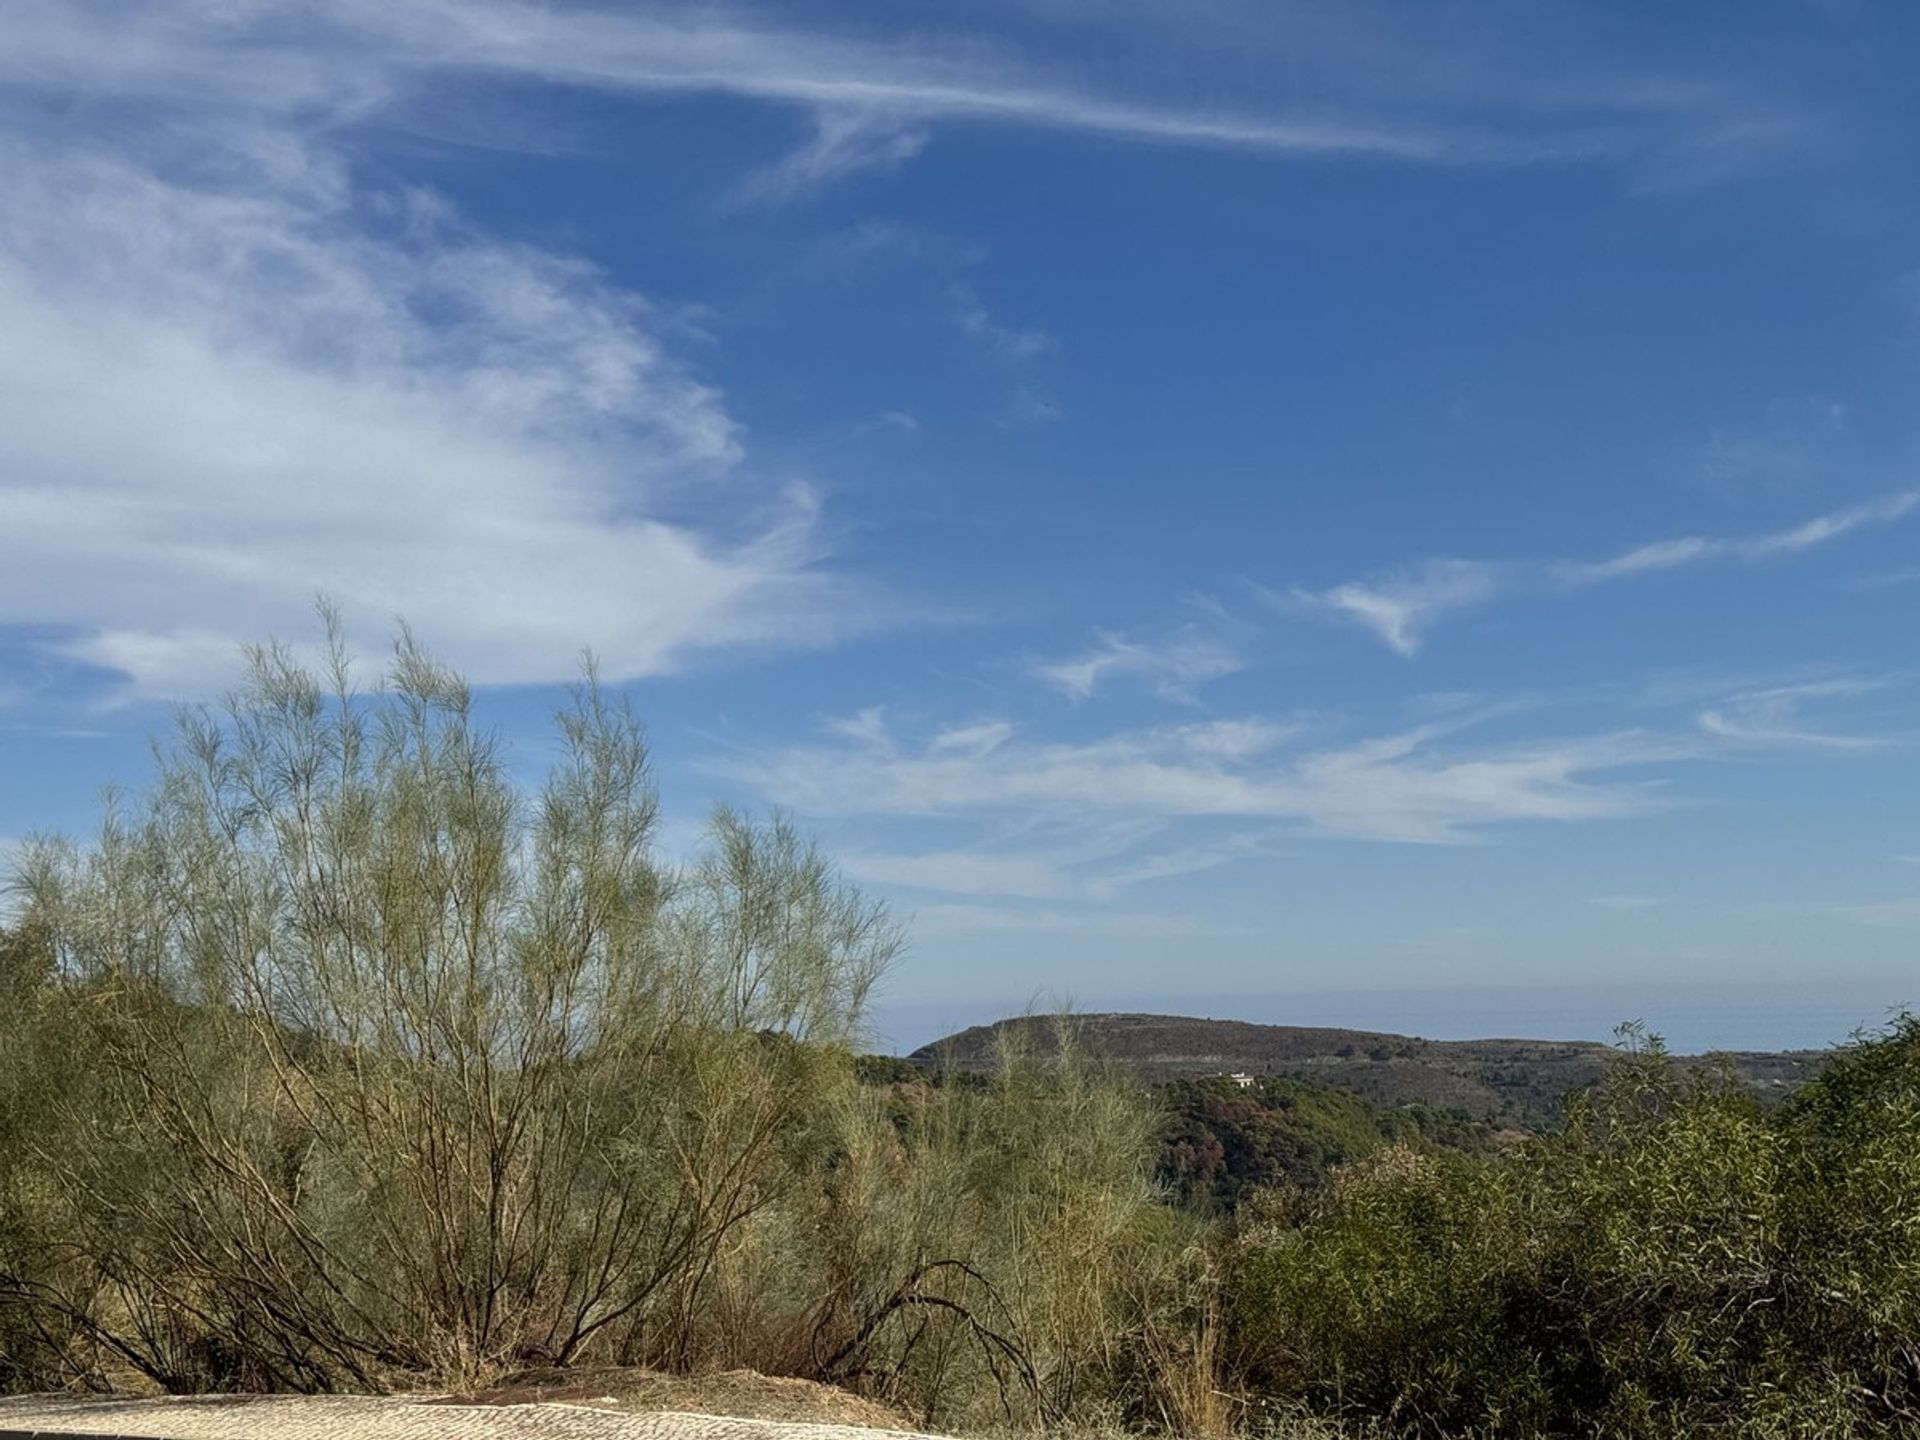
[0,1395,940,1440]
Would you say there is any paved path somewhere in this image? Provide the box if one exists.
[0,1396,938,1440]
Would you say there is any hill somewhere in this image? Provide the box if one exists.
[909,1012,1823,1129]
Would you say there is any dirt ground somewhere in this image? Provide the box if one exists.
[0,1374,929,1440]
[424,1368,912,1430]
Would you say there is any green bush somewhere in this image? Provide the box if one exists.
[1222,1022,1920,1438]
[0,624,1162,1430]
[1158,1076,1493,1214]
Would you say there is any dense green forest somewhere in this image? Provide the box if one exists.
[4,631,1919,1437]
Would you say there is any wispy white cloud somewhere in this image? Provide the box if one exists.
[1090,833,1277,896]
[724,709,1692,844]
[0,132,867,700]
[1696,678,1890,750]
[730,110,929,205]
[1554,491,1920,584]
[956,293,1055,363]
[1174,718,1299,761]
[825,708,896,750]
[1291,560,1504,657]
[947,287,1062,426]
[839,823,1273,904]
[928,720,1018,756]
[841,848,1084,902]
[1034,630,1243,701]
[0,0,1814,202]
[1293,492,1920,655]
[0,3,1527,168]
[854,409,921,436]
[723,673,1894,936]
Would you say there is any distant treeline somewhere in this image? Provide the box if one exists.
[4,624,1918,1438]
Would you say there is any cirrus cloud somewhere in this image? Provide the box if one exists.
[1290,491,1920,656]
[0,130,867,700]
[723,709,1691,845]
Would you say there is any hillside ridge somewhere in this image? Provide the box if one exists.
[909,1011,1822,1128]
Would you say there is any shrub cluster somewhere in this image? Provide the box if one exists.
[0,628,1167,1431]
[1157,1076,1493,1214]
[1225,1024,1920,1437]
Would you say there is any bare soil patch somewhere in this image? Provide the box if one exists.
[424,1369,911,1431]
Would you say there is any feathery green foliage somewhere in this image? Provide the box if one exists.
[0,623,1161,1430]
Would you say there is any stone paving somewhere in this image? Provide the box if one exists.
[0,1396,939,1440]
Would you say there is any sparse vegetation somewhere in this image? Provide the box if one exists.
[4,628,1918,1438]
[0,625,1164,1430]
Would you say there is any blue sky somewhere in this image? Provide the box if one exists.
[3,1,1918,1050]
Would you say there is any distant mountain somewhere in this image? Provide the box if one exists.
[909,1012,1824,1129]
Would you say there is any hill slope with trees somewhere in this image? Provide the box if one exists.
[913,1012,1823,1129]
